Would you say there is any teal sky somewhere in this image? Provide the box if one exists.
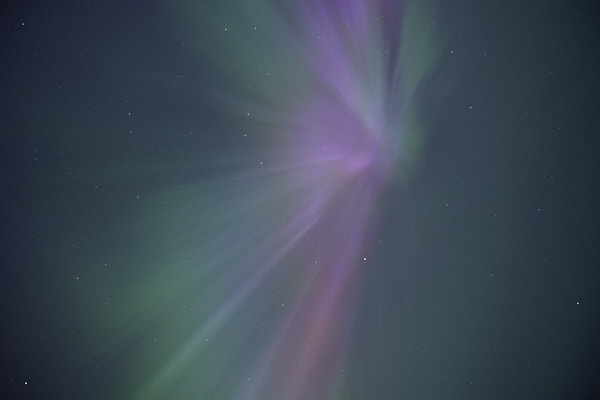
[2,0,600,399]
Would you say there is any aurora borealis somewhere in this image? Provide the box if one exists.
[2,0,600,399]
[122,2,438,398]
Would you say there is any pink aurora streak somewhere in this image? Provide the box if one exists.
[244,1,406,398]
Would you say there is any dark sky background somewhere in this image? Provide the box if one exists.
[1,0,600,399]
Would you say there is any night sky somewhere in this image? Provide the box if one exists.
[2,0,600,399]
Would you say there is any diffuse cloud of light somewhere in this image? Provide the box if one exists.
[123,1,439,398]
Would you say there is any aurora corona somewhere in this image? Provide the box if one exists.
[124,0,439,398]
